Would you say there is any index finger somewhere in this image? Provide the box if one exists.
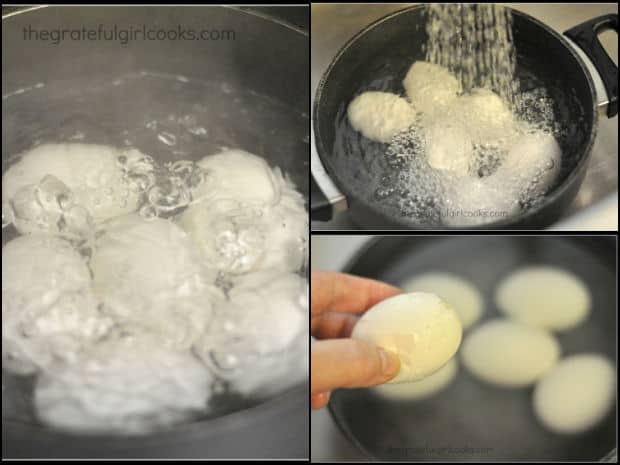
[311,271,402,316]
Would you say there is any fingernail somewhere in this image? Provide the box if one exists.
[311,392,330,409]
[378,348,400,377]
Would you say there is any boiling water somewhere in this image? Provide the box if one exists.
[1,72,309,432]
[334,67,576,227]
[2,71,308,203]
[391,4,563,225]
[335,4,579,227]
[383,85,564,225]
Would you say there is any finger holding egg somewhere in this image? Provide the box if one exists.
[352,292,462,384]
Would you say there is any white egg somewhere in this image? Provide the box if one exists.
[90,214,220,350]
[179,171,307,275]
[34,334,213,434]
[372,357,458,401]
[225,330,308,400]
[194,270,306,369]
[2,143,144,234]
[495,266,590,331]
[179,200,267,274]
[2,175,94,239]
[351,292,462,384]
[2,235,112,375]
[401,272,483,329]
[402,61,460,115]
[194,270,308,398]
[496,133,562,202]
[424,120,472,176]
[533,354,616,434]
[452,88,515,141]
[439,130,561,228]
[461,319,560,387]
[259,179,308,272]
[192,148,280,205]
[347,91,417,143]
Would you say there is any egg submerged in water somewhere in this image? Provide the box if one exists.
[34,334,214,434]
[461,319,560,387]
[1,140,309,434]
[179,149,307,275]
[2,234,112,375]
[401,272,484,329]
[191,148,281,205]
[2,143,149,235]
[347,91,418,143]
[90,214,221,351]
[402,61,460,115]
[533,354,616,435]
[495,266,590,331]
[193,270,308,399]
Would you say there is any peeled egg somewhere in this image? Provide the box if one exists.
[461,319,560,387]
[401,272,483,329]
[372,357,458,401]
[495,266,591,331]
[533,354,616,434]
[348,91,417,143]
[351,292,462,384]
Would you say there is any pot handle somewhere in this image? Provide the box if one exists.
[311,126,347,222]
[564,14,618,118]
[311,176,333,221]
[311,167,348,222]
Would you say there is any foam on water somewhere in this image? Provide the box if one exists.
[384,82,563,226]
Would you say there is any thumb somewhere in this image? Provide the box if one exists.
[311,339,400,394]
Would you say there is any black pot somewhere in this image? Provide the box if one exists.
[312,6,618,229]
[329,235,617,460]
[2,5,309,459]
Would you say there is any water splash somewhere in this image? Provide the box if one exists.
[426,4,518,107]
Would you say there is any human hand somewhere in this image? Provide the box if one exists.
[311,271,402,409]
